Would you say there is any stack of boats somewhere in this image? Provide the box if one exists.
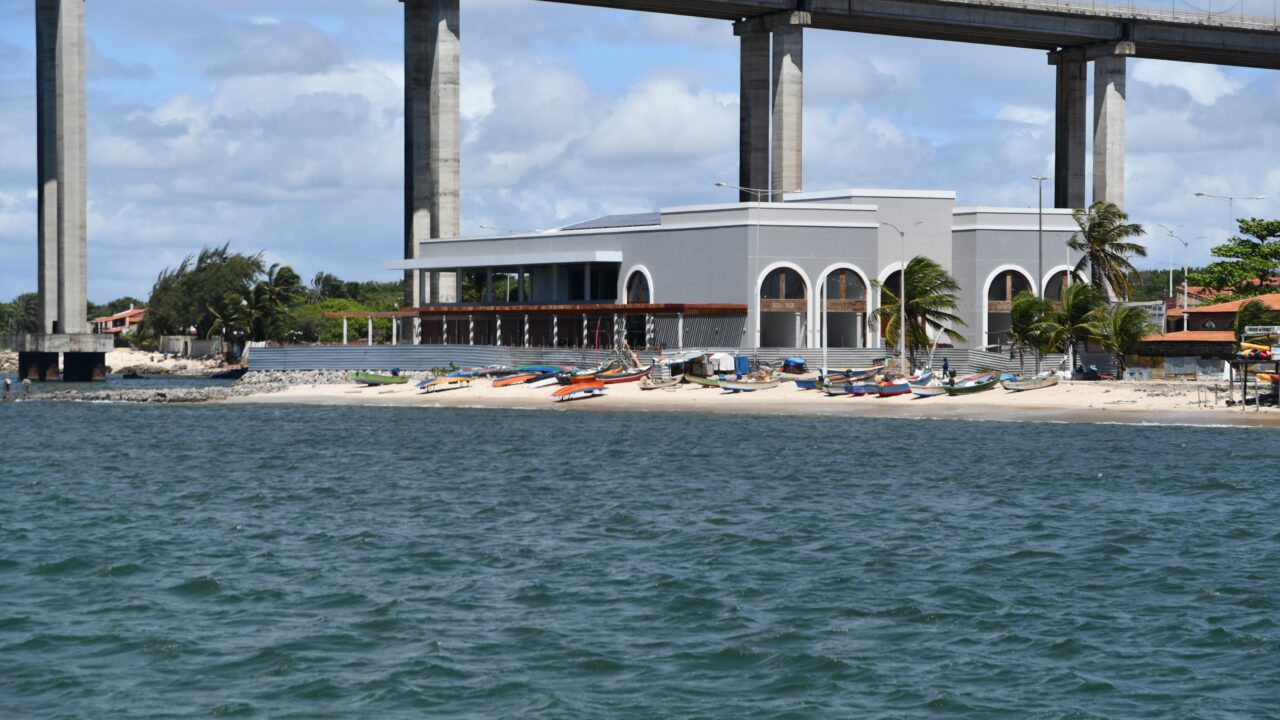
[346,353,1065,402]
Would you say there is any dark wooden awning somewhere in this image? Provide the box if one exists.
[400,303,747,317]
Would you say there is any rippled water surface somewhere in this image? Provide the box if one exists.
[2,403,1278,718]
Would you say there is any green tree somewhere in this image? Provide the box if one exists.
[871,256,967,369]
[309,272,346,304]
[1232,298,1280,341]
[1047,283,1106,367]
[142,244,264,338]
[289,298,380,343]
[246,263,304,341]
[11,293,40,335]
[1189,218,1280,294]
[1067,202,1148,300]
[1007,291,1057,375]
[1089,304,1154,374]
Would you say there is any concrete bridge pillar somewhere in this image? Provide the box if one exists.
[737,24,770,202]
[1050,48,1086,210]
[735,11,808,202]
[1092,53,1127,209]
[36,0,87,335]
[771,22,803,202]
[403,0,460,308]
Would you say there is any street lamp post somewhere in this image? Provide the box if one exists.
[881,221,922,375]
[1193,191,1265,241]
[1032,176,1048,298]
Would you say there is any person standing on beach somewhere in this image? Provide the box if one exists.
[2,378,10,401]
[22,378,31,399]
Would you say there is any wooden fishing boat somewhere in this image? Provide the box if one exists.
[349,372,408,386]
[552,380,605,401]
[492,373,536,388]
[720,376,779,392]
[944,372,1000,396]
[794,378,818,390]
[876,381,912,397]
[912,383,948,398]
[639,375,683,390]
[598,366,651,384]
[685,373,720,388]
[825,366,886,387]
[1001,373,1060,392]
[472,366,512,377]
[420,376,473,393]
[845,382,879,396]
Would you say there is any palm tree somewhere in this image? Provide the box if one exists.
[1046,282,1106,370]
[1233,298,1280,341]
[1089,304,1154,374]
[871,256,967,369]
[249,264,304,341]
[1067,201,1148,300]
[1007,291,1056,375]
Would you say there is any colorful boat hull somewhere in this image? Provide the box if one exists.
[719,378,779,392]
[552,380,605,401]
[349,372,408,386]
[493,373,536,388]
[420,377,473,392]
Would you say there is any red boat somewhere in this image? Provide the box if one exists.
[493,373,536,388]
[552,380,605,401]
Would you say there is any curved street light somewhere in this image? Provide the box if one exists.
[1193,191,1264,241]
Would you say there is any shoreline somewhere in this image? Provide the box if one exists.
[219,376,1280,429]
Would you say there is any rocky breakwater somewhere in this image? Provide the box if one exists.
[26,370,356,404]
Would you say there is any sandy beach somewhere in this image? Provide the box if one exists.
[223,376,1280,428]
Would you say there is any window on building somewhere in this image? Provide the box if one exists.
[625,271,651,304]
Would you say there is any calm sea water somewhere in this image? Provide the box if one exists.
[1,403,1277,718]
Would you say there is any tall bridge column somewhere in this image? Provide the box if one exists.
[734,11,808,202]
[23,0,109,381]
[404,0,460,308]
[1092,52,1128,209]
[36,0,87,335]
[770,19,804,201]
[736,22,769,202]
[1049,48,1086,210]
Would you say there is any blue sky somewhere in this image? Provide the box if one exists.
[1,0,1278,302]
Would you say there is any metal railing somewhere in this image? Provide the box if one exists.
[938,0,1280,31]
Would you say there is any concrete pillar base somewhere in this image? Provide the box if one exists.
[62,352,106,382]
[19,352,59,382]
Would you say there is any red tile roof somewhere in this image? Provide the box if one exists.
[1185,293,1280,315]
[1142,330,1237,343]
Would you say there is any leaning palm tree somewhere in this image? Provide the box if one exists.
[1067,201,1148,300]
[1046,282,1106,370]
[1089,304,1154,375]
[1007,291,1056,375]
[871,256,967,369]
[1233,298,1280,342]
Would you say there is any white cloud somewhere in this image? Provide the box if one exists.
[995,105,1052,125]
[1133,60,1243,105]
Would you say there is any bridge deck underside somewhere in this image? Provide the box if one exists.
[541,0,1280,69]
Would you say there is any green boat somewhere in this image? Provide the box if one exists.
[943,372,999,396]
[684,374,720,388]
[349,372,409,386]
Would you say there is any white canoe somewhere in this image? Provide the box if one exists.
[1001,374,1060,392]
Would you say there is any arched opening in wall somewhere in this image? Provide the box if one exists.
[1044,270,1069,305]
[624,271,650,304]
[760,267,807,348]
[987,269,1033,349]
[823,269,866,348]
[879,270,902,344]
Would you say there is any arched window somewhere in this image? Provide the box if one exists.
[823,268,867,348]
[1044,270,1070,302]
[986,269,1033,350]
[625,271,650,304]
[761,268,806,301]
[759,267,808,348]
[1203,319,1217,330]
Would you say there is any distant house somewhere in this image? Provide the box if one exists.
[92,306,146,336]
[1137,293,1280,377]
